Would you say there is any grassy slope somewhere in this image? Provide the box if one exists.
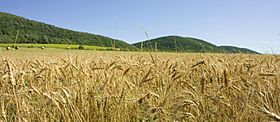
[0,12,136,50]
[133,36,258,54]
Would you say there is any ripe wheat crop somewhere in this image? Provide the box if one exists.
[0,49,279,121]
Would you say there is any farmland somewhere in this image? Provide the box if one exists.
[0,43,121,51]
[0,48,279,121]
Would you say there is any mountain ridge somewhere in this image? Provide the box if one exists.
[0,12,136,50]
[0,12,258,53]
[132,35,258,54]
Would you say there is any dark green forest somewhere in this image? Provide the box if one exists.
[0,12,136,49]
[133,36,258,54]
[0,12,258,53]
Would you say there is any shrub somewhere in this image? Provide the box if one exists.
[79,45,84,50]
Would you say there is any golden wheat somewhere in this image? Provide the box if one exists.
[0,49,279,121]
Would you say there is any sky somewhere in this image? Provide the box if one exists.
[0,0,280,53]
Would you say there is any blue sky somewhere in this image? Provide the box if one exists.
[1,0,280,53]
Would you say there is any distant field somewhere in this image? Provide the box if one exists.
[0,49,279,121]
[0,43,121,51]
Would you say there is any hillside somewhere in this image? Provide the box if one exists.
[219,46,259,54]
[0,12,259,53]
[0,12,136,50]
[133,36,258,54]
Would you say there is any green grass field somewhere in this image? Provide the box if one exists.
[0,43,121,51]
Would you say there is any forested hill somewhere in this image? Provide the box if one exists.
[0,12,259,53]
[132,36,258,54]
[0,12,136,49]
[219,46,259,54]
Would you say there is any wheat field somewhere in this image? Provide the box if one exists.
[0,48,279,122]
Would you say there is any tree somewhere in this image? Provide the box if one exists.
[41,35,49,44]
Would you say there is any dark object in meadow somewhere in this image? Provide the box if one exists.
[15,46,19,50]
[6,47,11,50]
[79,45,84,50]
